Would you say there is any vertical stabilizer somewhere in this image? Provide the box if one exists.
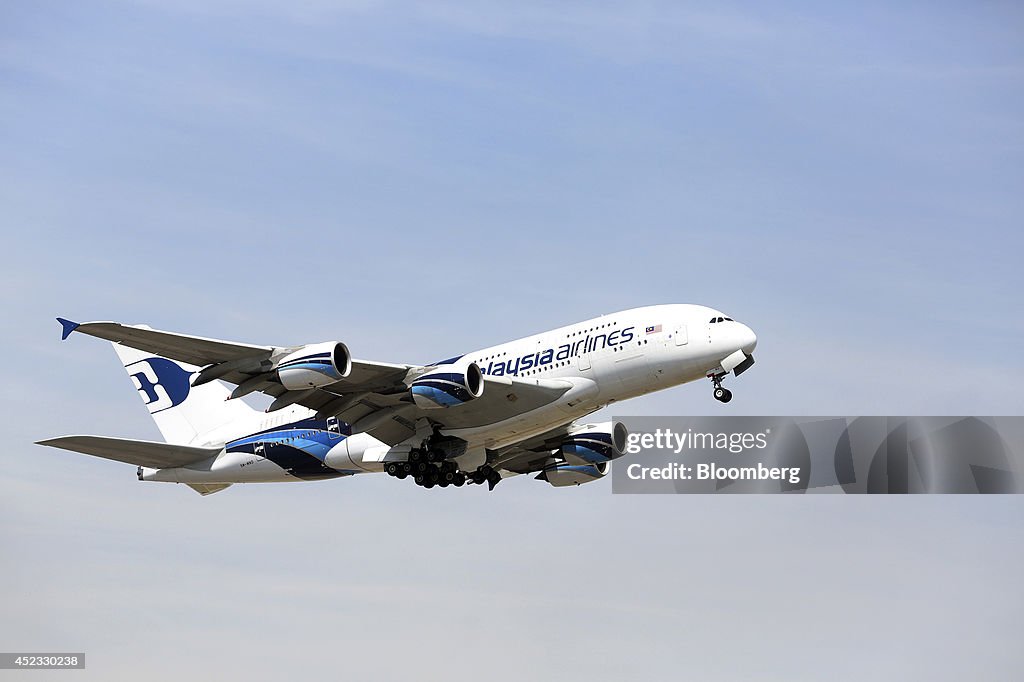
[111,342,257,445]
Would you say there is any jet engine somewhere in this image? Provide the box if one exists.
[410,362,485,409]
[560,421,628,465]
[537,461,609,487]
[276,342,352,390]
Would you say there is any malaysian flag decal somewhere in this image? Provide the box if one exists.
[645,325,662,334]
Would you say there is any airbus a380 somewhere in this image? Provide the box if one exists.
[37,305,757,494]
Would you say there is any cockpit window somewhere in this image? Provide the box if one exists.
[709,316,734,323]
[724,317,733,321]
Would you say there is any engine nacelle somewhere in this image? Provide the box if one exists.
[538,461,609,487]
[277,342,352,390]
[410,362,484,410]
[560,421,628,465]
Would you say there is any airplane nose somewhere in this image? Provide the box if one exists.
[738,323,757,354]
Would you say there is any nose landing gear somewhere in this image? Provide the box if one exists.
[710,374,733,403]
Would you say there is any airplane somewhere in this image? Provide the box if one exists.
[36,304,757,495]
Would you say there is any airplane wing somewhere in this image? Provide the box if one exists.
[341,374,575,445]
[59,319,574,446]
[37,435,222,468]
[59,319,411,393]
[56,318,272,365]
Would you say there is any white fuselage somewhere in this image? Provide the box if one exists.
[142,304,757,484]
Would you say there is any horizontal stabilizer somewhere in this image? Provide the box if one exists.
[186,483,232,496]
[36,435,222,469]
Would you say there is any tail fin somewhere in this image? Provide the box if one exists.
[111,342,258,445]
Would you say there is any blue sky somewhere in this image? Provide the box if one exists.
[2,2,1023,679]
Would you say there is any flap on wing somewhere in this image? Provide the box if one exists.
[36,435,222,469]
[64,320,272,367]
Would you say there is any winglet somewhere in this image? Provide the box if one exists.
[56,317,80,341]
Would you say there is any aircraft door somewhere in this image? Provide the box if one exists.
[577,352,592,371]
[674,325,688,346]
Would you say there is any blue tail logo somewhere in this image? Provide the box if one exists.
[127,357,195,413]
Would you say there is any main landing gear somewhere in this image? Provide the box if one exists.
[710,374,733,403]
[384,449,502,490]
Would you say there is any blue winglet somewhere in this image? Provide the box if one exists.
[57,317,80,341]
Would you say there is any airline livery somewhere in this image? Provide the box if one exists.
[37,305,757,494]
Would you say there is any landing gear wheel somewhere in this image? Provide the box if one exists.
[711,374,733,403]
[410,449,424,463]
[453,473,466,487]
[385,462,399,476]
